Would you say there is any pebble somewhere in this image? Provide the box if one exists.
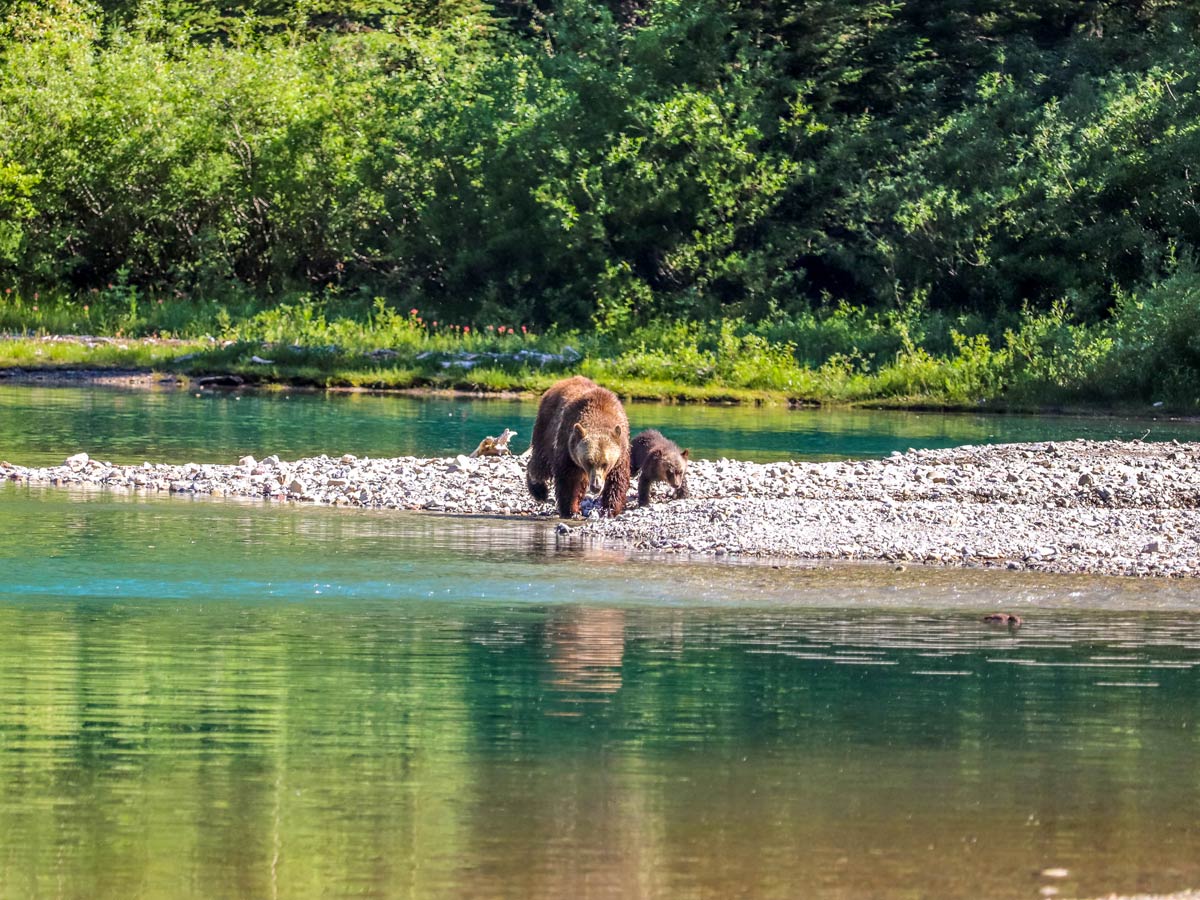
[10,438,1200,577]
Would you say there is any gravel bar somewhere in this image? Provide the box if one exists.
[6,438,1200,578]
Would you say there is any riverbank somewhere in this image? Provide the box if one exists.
[0,316,1191,413]
[0,355,1189,421]
[7,438,1200,578]
[0,334,800,405]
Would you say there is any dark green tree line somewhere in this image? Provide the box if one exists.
[1,0,1198,335]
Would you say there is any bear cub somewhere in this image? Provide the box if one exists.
[526,376,631,518]
[630,429,690,506]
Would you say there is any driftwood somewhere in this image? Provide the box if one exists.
[470,428,517,458]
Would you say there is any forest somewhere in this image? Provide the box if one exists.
[1,0,1198,406]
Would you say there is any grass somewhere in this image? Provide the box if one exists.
[0,336,793,403]
[0,335,213,369]
[2,285,1197,412]
[0,331,994,408]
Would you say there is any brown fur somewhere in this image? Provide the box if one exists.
[526,376,631,518]
[630,429,690,506]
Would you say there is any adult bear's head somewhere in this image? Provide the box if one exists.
[570,422,624,495]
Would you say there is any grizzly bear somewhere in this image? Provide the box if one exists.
[526,376,631,518]
[630,429,690,506]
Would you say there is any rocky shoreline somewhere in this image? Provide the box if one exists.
[6,438,1200,577]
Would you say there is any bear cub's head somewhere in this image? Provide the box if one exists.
[650,445,689,492]
[570,422,624,495]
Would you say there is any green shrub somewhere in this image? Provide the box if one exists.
[1101,267,1200,404]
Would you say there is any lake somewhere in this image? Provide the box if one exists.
[3,386,1200,899]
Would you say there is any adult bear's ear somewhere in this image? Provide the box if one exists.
[681,449,690,459]
[613,424,623,439]
[573,422,587,439]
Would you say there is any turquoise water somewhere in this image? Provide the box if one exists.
[3,484,1200,899]
[5,385,1200,898]
[3,382,1199,466]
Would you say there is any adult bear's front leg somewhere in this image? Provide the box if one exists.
[555,466,588,518]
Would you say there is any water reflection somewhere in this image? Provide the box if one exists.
[546,607,627,698]
[3,599,1200,899]
[5,488,1200,898]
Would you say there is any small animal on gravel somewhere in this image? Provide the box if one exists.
[630,429,690,506]
[526,376,630,518]
[983,612,1023,628]
[470,428,517,458]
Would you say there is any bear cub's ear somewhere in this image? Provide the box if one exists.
[573,422,587,438]
[681,449,690,459]
[613,424,623,439]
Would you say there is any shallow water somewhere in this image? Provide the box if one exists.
[3,382,1199,466]
[3,484,1200,899]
